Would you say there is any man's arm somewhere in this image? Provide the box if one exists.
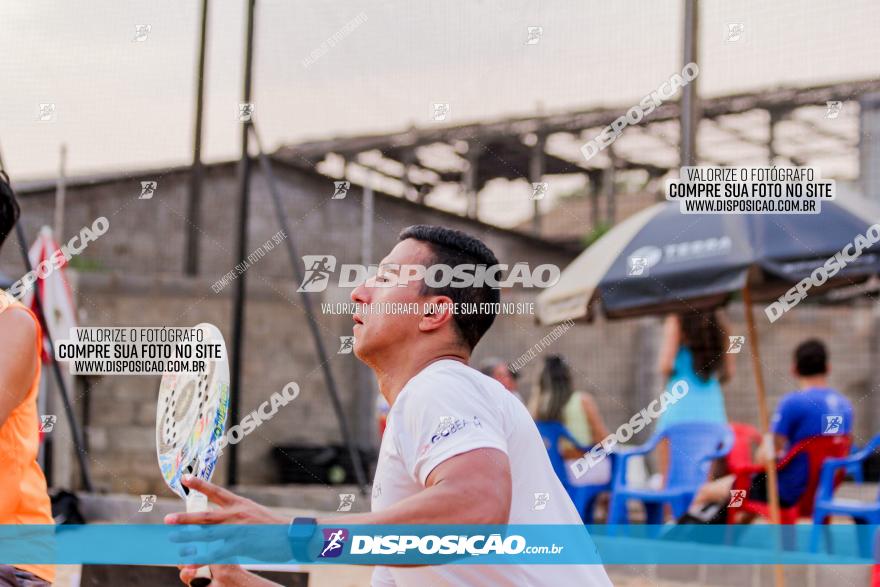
[754,434,788,466]
[0,307,38,427]
[179,565,280,587]
[320,447,511,526]
[580,392,610,444]
[757,395,792,466]
[169,447,512,527]
[167,449,510,581]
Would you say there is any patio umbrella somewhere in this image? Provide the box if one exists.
[536,194,880,526]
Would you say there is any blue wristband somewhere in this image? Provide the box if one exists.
[288,517,318,562]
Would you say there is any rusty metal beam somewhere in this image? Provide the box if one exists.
[275,79,880,162]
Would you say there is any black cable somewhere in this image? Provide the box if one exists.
[250,123,369,497]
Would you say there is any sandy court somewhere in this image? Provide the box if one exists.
[53,563,685,586]
[54,564,373,586]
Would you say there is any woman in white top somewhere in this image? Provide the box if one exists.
[531,355,611,485]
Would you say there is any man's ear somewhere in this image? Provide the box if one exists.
[419,296,456,333]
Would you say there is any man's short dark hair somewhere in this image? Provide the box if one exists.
[399,225,500,351]
[0,170,19,251]
[795,339,827,376]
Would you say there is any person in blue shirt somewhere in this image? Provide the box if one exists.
[655,310,734,483]
[687,338,853,517]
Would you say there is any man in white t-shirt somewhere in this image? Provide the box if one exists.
[169,225,611,587]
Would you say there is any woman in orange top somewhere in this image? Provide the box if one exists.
[0,171,55,586]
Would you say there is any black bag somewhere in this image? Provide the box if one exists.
[51,489,86,525]
[676,501,728,525]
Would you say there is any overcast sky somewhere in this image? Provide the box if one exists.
[2,0,878,224]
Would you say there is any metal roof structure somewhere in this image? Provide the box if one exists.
[276,79,879,236]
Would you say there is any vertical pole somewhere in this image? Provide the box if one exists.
[227,0,257,486]
[604,146,617,226]
[401,150,414,200]
[249,125,369,495]
[54,144,67,240]
[859,93,880,204]
[38,372,52,484]
[742,285,785,587]
[362,180,373,269]
[185,0,210,276]
[768,109,780,166]
[680,0,699,168]
[529,134,546,236]
[45,143,67,482]
[463,142,480,219]
[358,176,376,450]
[590,174,601,230]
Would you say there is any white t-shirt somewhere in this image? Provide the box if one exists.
[370,359,612,587]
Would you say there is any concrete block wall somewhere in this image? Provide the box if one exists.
[3,162,878,493]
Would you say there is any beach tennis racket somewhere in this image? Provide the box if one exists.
[156,323,229,587]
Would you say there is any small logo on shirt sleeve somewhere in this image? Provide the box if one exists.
[416,415,483,458]
[429,416,470,444]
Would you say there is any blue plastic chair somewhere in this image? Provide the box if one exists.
[810,434,880,553]
[535,420,615,524]
[608,422,734,525]
[846,442,867,483]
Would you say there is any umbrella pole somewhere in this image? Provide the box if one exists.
[742,285,785,587]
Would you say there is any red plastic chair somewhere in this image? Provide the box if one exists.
[725,422,762,473]
[727,434,852,524]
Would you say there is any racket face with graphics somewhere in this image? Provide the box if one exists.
[156,323,229,500]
